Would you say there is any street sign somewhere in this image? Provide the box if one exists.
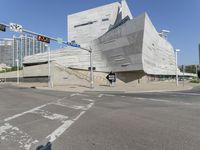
[66,42,80,48]
[106,72,116,84]
[56,38,64,44]
[9,23,23,32]
[0,24,6,32]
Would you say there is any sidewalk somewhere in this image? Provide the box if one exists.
[9,81,199,93]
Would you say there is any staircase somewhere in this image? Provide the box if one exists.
[54,62,107,85]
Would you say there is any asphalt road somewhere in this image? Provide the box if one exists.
[0,84,200,150]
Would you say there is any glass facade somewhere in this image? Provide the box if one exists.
[0,38,13,66]
[13,35,48,66]
[0,35,48,67]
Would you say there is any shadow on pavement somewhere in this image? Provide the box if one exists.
[36,142,52,150]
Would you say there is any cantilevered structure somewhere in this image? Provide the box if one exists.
[24,0,178,82]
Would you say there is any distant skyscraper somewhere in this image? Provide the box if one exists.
[0,38,13,66]
[0,35,47,67]
[199,43,200,64]
[13,35,48,66]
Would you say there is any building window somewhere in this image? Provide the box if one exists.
[74,21,97,28]
[102,18,109,22]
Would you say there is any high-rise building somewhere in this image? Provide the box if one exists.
[0,38,13,66]
[0,35,47,67]
[13,35,48,66]
[199,43,200,64]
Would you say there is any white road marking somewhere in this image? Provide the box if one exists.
[81,98,94,102]
[0,123,38,150]
[73,111,86,121]
[0,123,12,135]
[4,97,67,122]
[4,103,49,122]
[134,97,193,105]
[134,97,171,103]
[98,94,115,98]
[1,95,95,149]
[32,109,68,122]
[46,120,73,143]
[165,92,200,96]
[52,102,85,110]
[46,102,94,143]
[70,93,89,97]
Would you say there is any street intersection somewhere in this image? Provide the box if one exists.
[0,84,200,150]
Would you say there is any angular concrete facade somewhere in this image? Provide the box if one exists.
[24,0,178,83]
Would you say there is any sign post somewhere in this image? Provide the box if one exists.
[106,72,116,86]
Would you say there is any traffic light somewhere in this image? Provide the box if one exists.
[37,35,50,43]
[0,24,6,32]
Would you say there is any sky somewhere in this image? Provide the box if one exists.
[0,0,200,65]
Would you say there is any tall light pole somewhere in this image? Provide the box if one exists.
[16,59,19,84]
[89,48,94,88]
[16,39,20,85]
[175,49,180,86]
[48,46,53,88]
[2,68,6,83]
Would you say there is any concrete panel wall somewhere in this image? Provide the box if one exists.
[23,64,49,77]
[142,13,177,75]
[0,70,23,78]
[68,2,120,44]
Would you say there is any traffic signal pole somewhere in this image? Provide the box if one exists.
[1,22,94,89]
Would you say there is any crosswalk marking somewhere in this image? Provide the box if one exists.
[0,95,95,150]
[0,123,38,150]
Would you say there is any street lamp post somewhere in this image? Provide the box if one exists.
[89,48,94,89]
[16,59,19,84]
[47,46,53,88]
[4,69,6,83]
[2,68,6,83]
[196,64,198,79]
[175,49,180,86]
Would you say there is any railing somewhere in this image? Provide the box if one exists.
[54,62,107,84]
[54,62,90,82]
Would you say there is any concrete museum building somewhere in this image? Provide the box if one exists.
[24,0,178,83]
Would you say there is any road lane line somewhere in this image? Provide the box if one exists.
[133,97,194,105]
[46,101,94,143]
[98,94,115,98]
[3,97,67,122]
[165,92,200,96]
[52,102,85,110]
[1,95,95,148]
[31,109,68,122]
[4,104,49,122]
[81,98,94,102]
[134,97,170,103]
[46,120,74,143]
[70,93,89,97]
[0,123,38,150]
